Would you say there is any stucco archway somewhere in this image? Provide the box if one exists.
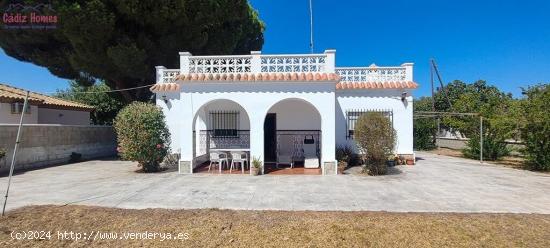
[262,98,322,174]
[191,99,251,171]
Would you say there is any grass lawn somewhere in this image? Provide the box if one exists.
[1,205,550,247]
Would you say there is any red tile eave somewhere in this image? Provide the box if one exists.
[149,73,418,92]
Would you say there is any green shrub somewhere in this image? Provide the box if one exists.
[0,148,6,159]
[336,145,353,162]
[413,97,437,150]
[336,145,362,169]
[520,84,550,171]
[354,112,397,176]
[348,154,363,167]
[114,102,170,172]
[463,135,509,161]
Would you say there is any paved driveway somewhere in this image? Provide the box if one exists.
[1,152,549,213]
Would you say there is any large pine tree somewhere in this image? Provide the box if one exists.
[0,0,264,101]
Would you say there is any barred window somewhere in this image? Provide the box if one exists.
[11,102,30,114]
[209,111,240,137]
[346,109,393,139]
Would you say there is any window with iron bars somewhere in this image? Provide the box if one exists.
[209,110,240,137]
[346,109,393,139]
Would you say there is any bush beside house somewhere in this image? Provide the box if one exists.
[114,102,170,172]
[519,84,550,171]
[354,112,397,176]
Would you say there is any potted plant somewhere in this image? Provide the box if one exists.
[386,155,396,167]
[251,156,262,176]
[398,155,406,165]
[406,158,415,165]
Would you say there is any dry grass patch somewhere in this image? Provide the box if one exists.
[1,205,550,247]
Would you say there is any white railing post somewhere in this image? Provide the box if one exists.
[155,66,166,83]
[251,51,261,73]
[402,63,414,82]
[179,52,192,74]
[324,49,336,73]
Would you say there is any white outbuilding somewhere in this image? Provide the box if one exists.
[151,50,417,175]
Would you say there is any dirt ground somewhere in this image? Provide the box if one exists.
[1,205,549,247]
[427,148,527,170]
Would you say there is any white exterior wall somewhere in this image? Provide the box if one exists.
[156,91,182,154]
[160,82,337,174]
[336,90,414,155]
[37,108,91,125]
[268,99,321,130]
[0,102,38,124]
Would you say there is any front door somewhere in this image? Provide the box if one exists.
[264,113,277,162]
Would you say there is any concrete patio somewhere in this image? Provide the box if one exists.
[1,151,549,213]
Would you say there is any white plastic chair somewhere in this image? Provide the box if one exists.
[230,152,247,174]
[209,152,228,173]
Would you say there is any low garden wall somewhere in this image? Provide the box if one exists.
[436,137,524,155]
[0,124,117,174]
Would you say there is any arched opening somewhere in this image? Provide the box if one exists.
[263,98,322,175]
[192,99,251,174]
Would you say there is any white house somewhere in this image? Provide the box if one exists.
[151,50,417,175]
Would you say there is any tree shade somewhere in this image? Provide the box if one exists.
[0,0,264,101]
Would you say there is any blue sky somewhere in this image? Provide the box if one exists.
[1,0,549,97]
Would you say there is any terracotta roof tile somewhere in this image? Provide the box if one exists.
[0,83,94,111]
[150,73,419,92]
[150,83,180,92]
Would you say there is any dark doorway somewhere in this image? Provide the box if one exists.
[264,113,277,162]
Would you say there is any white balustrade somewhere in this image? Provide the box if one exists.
[156,50,413,83]
[161,69,181,83]
[189,55,252,74]
[260,54,327,73]
[335,66,408,82]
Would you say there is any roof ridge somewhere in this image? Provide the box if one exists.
[0,83,94,110]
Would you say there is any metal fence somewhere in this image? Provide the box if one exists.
[346,109,393,139]
[197,130,250,155]
[276,130,321,159]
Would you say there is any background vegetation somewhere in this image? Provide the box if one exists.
[55,81,126,125]
[414,81,549,170]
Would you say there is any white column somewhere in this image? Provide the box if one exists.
[248,113,264,174]
[179,52,192,74]
[402,63,414,82]
[324,49,336,73]
[178,92,195,174]
[319,92,337,175]
[155,66,166,83]
[250,51,261,73]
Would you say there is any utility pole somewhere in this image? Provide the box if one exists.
[431,59,453,109]
[430,59,437,143]
[2,91,29,216]
[309,0,314,53]
[480,116,483,163]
